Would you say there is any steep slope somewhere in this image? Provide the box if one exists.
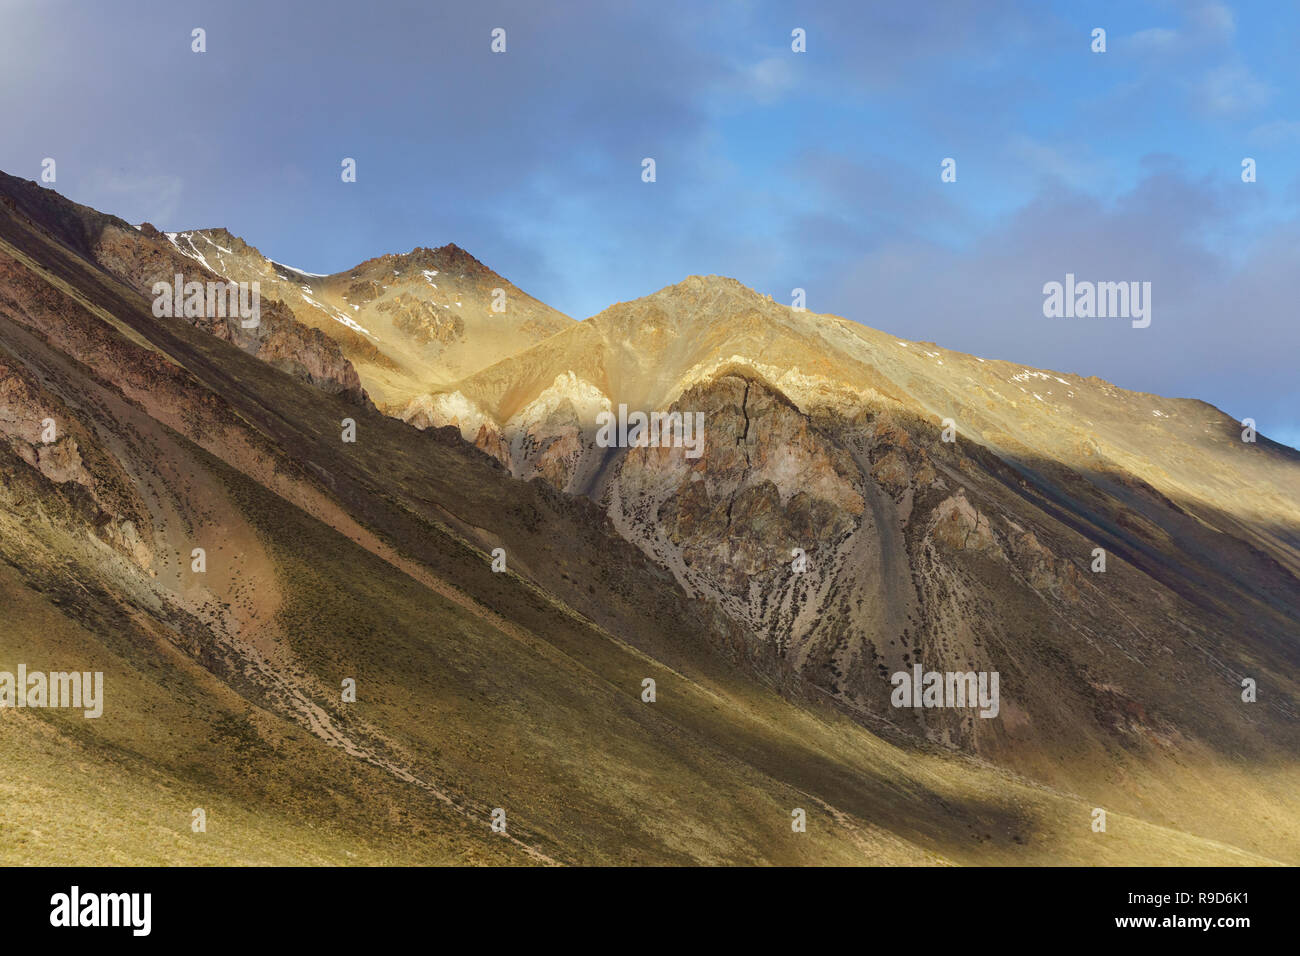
[0,171,368,406]
[1,176,1297,865]
[400,275,1300,860]
[0,170,574,412]
[8,175,1283,865]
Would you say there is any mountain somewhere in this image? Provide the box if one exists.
[0,172,369,407]
[401,277,1300,858]
[0,169,572,412]
[1,172,1298,865]
[152,228,574,410]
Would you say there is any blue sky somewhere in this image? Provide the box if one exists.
[2,0,1297,446]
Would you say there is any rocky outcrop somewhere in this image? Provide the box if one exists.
[0,178,370,406]
[929,490,998,553]
[375,293,464,345]
[0,356,153,568]
[88,224,370,405]
[615,373,862,581]
[474,421,512,468]
[1008,526,1082,601]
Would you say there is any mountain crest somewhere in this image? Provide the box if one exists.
[349,242,491,280]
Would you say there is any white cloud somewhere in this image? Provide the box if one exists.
[1126,27,1181,53]
[744,56,798,105]
[1247,120,1300,147]
[1198,65,1273,115]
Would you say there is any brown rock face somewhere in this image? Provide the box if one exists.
[617,372,863,592]
[375,293,464,345]
[0,174,370,407]
[0,356,153,568]
[346,279,382,304]
[871,447,911,493]
[1009,527,1082,602]
[89,225,369,405]
[930,491,997,553]
[474,422,511,469]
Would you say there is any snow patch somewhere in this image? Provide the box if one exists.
[275,261,328,278]
[164,231,223,276]
[198,233,233,255]
[301,292,377,338]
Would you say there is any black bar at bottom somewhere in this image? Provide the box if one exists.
[0,865,1279,943]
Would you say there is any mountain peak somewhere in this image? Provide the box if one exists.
[349,242,492,280]
[589,274,779,330]
[653,273,774,306]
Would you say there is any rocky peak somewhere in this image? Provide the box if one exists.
[589,275,788,344]
[650,274,776,314]
[353,243,492,281]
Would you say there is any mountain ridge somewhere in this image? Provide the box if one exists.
[2,170,1298,865]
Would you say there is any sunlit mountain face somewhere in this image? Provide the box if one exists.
[1,170,1297,866]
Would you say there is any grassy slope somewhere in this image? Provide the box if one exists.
[0,193,1291,866]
